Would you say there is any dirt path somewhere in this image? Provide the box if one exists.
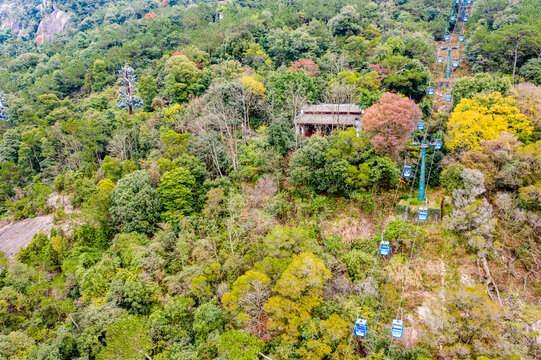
[0,215,56,258]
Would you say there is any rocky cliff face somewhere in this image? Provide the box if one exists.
[36,8,71,42]
[0,0,70,41]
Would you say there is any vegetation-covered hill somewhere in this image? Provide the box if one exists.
[0,0,540,359]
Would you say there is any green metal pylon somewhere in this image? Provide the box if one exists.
[441,45,458,80]
[418,145,427,200]
[411,136,441,201]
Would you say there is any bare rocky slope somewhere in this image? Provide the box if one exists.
[0,0,69,41]
[0,194,76,258]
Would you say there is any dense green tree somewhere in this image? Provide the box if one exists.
[267,116,295,156]
[519,58,541,85]
[92,59,109,93]
[109,275,158,315]
[264,27,321,66]
[328,6,362,37]
[218,330,264,360]
[0,129,21,163]
[193,302,224,344]
[223,29,255,62]
[138,74,157,111]
[110,170,161,233]
[343,35,369,68]
[164,54,200,103]
[289,135,349,194]
[382,57,431,101]
[495,23,540,84]
[98,314,153,360]
[158,167,196,222]
[450,73,512,108]
[267,70,320,118]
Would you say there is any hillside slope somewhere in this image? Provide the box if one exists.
[0,1,539,359]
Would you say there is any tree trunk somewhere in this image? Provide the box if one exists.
[481,256,502,306]
[32,146,43,172]
[136,349,153,360]
[512,38,520,85]
[228,228,235,257]
[67,314,81,334]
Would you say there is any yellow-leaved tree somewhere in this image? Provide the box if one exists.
[264,252,331,344]
[240,75,266,97]
[262,253,353,359]
[446,92,531,152]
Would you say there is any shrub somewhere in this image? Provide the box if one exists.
[341,250,376,281]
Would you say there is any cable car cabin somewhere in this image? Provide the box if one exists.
[455,0,460,4]
[392,319,404,338]
[466,0,472,4]
[437,56,444,64]
[463,15,469,22]
[354,319,368,337]
[427,86,435,95]
[450,14,456,21]
[379,241,391,256]
[418,207,428,221]
[444,33,450,41]
[417,120,425,130]
[433,138,443,150]
[452,59,459,68]
[445,93,452,102]
[402,165,412,178]
[458,34,465,42]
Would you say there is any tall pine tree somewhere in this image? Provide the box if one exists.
[116,64,144,115]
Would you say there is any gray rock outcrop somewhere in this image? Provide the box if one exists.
[36,9,71,42]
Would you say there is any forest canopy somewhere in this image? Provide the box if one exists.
[0,1,539,360]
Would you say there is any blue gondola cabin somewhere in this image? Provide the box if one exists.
[417,120,425,130]
[458,34,465,42]
[445,93,452,102]
[444,33,450,41]
[354,319,368,337]
[379,241,391,256]
[418,207,428,221]
[392,319,404,338]
[402,165,412,178]
[427,86,435,95]
[452,59,459,68]
[433,139,443,150]
[437,55,443,63]
[450,14,456,21]
[463,15,469,22]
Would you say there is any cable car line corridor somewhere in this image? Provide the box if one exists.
[344,0,479,358]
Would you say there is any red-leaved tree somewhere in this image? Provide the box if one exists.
[288,58,320,77]
[362,92,421,160]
